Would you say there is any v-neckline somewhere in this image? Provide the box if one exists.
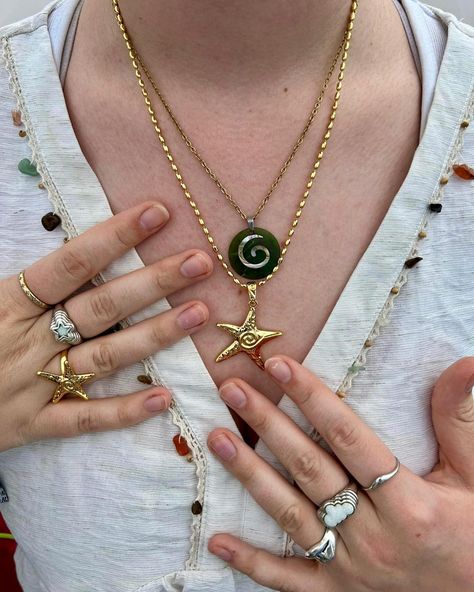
[5,4,466,454]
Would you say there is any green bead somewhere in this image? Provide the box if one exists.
[229,227,281,280]
[18,158,39,177]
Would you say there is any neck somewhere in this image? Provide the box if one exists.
[83,0,383,88]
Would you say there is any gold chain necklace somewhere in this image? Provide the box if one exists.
[134,41,345,223]
[112,0,359,369]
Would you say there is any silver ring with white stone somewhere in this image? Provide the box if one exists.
[362,457,401,492]
[317,485,359,528]
[50,305,83,346]
[304,527,337,564]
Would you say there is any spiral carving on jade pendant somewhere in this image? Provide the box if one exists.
[228,227,281,280]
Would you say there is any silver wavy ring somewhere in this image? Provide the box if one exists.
[362,457,401,492]
[50,305,83,346]
[317,485,359,528]
[304,527,337,564]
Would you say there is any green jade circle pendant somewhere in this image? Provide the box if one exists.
[228,225,281,280]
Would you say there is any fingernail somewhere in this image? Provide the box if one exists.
[465,372,474,396]
[219,383,247,409]
[209,434,237,461]
[143,395,167,412]
[139,204,169,230]
[265,357,292,383]
[177,304,207,330]
[180,253,211,278]
[212,546,233,562]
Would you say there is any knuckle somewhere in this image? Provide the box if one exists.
[277,503,305,535]
[89,290,122,325]
[149,323,167,350]
[113,224,137,249]
[152,265,175,293]
[60,248,93,283]
[92,342,119,374]
[76,408,99,434]
[251,411,272,433]
[115,402,134,428]
[290,450,322,486]
[325,416,359,451]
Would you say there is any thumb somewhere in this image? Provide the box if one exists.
[431,356,474,487]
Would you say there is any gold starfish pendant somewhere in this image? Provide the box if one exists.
[37,350,95,404]
[215,283,282,369]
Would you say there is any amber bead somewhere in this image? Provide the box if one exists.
[191,501,203,515]
[439,176,449,185]
[11,110,22,126]
[38,182,45,190]
[405,256,423,269]
[390,287,400,295]
[41,212,61,231]
[461,120,470,129]
[137,374,153,385]
[19,130,27,138]
[453,164,474,180]
[364,339,373,348]
[418,231,427,239]
[173,434,190,456]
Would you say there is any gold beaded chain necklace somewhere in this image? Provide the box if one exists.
[112,0,359,369]
[133,41,346,224]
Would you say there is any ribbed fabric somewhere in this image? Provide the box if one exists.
[0,1,473,591]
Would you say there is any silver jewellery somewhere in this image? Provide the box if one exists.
[50,305,83,346]
[317,485,359,528]
[304,527,337,564]
[362,457,401,492]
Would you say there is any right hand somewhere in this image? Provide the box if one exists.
[0,201,213,453]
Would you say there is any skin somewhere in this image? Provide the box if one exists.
[64,0,421,444]
[3,0,472,589]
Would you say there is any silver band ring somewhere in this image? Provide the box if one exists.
[362,457,401,492]
[304,527,337,564]
[50,305,83,346]
[317,484,359,528]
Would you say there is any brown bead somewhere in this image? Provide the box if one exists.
[173,434,190,456]
[38,182,45,190]
[439,176,449,185]
[453,164,474,180]
[191,500,203,515]
[405,256,423,269]
[41,212,61,231]
[63,237,70,243]
[11,110,22,126]
[18,130,27,138]
[364,339,373,348]
[418,230,427,239]
[336,390,346,400]
[137,374,153,385]
[461,120,470,129]
[390,287,400,295]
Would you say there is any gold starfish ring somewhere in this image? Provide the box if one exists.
[37,350,95,404]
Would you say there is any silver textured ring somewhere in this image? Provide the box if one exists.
[50,305,83,346]
[362,457,401,492]
[317,485,359,528]
[304,527,337,564]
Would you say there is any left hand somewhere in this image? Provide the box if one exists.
[207,355,474,591]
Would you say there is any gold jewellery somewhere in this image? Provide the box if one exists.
[112,0,359,368]
[37,350,95,404]
[18,270,51,310]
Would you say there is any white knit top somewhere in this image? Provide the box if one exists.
[0,1,473,591]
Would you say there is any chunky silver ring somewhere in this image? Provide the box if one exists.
[362,457,401,492]
[317,484,359,528]
[304,527,337,564]
[50,305,83,346]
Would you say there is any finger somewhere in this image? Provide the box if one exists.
[37,300,209,402]
[63,248,213,339]
[219,379,349,505]
[430,356,474,488]
[264,356,418,501]
[25,385,171,442]
[208,534,333,592]
[17,201,169,312]
[208,428,335,553]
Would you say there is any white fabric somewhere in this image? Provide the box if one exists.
[0,1,473,591]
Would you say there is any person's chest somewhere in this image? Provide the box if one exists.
[63,51,421,443]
